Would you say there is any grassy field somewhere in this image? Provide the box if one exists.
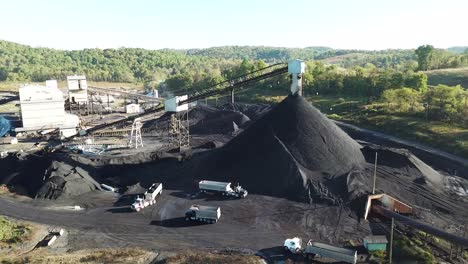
[425,67,468,87]
[307,94,468,157]
[0,216,30,248]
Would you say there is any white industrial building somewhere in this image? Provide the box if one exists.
[126,103,141,114]
[17,82,80,136]
[67,75,88,103]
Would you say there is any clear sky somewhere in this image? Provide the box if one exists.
[0,0,466,50]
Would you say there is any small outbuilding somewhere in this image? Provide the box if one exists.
[364,235,388,252]
[126,103,141,114]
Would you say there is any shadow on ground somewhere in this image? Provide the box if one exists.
[150,217,211,228]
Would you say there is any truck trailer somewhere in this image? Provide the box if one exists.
[185,205,221,224]
[284,237,357,264]
[198,180,248,198]
[131,183,163,212]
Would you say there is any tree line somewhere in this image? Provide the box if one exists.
[1,40,467,85]
[382,85,467,122]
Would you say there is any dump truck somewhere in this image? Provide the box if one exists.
[185,205,221,223]
[284,237,357,264]
[131,183,163,212]
[198,180,248,198]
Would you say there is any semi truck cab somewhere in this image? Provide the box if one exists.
[284,237,303,253]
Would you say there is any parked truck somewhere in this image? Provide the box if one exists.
[198,180,248,198]
[185,205,221,224]
[284,237,357,264]
[131,183,163,212]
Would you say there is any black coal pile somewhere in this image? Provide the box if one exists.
[219,102,271,121]
[35,160,102,199]
[0,153,102,199]
[197,94,367,203]
[0,153,51,196]
[190,109,250,135]
[142,104,250,135]
[360,143,444,188]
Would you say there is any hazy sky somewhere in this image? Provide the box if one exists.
[1,0,466,50]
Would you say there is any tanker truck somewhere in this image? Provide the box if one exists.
[198,180,248,198]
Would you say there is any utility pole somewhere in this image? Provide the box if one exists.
[373,152,378,194]
[389,217,394,264]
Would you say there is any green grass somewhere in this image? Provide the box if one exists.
[425,67,468,87]
[0,216,30,248]
[305,94,468,158]
[393,235,435,263]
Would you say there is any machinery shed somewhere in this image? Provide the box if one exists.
[364,235,388,251]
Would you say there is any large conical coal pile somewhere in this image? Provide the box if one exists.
[199,94,366,203]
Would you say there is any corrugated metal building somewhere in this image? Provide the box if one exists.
[364,235,388,251]
[19,85,65,129]
[67,75,88,103]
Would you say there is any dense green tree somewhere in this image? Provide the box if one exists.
[0,68,8,81]
[383,88,422,112]
[426,84,466,120]
[415,45,434,71]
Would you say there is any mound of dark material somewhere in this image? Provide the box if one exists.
[190,110,250,135]
[35,161,102,199]
[360,143,444,187]
[0,153,51,196]
[219,102,271,121]
[142,104,250,135]
[198,94,366,203]
[0,153,102,199]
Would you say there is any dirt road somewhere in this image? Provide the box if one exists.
[0,191,354,252]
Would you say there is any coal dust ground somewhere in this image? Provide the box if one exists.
[0,94,467,254]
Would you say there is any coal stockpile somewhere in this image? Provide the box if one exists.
[35,160,102,199]
[0,153,102,200]
[190,110,250,135]
[219,102,271,121]
[0,153,51,196]
[142,104,249,135]
[361,143,444,187]
[197,94,367,203]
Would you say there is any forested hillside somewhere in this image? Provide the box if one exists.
[2,40,468,86]
[0,40,238,84]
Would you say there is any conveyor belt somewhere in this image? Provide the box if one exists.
[82,63,288,135]
[373,205,468,247]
